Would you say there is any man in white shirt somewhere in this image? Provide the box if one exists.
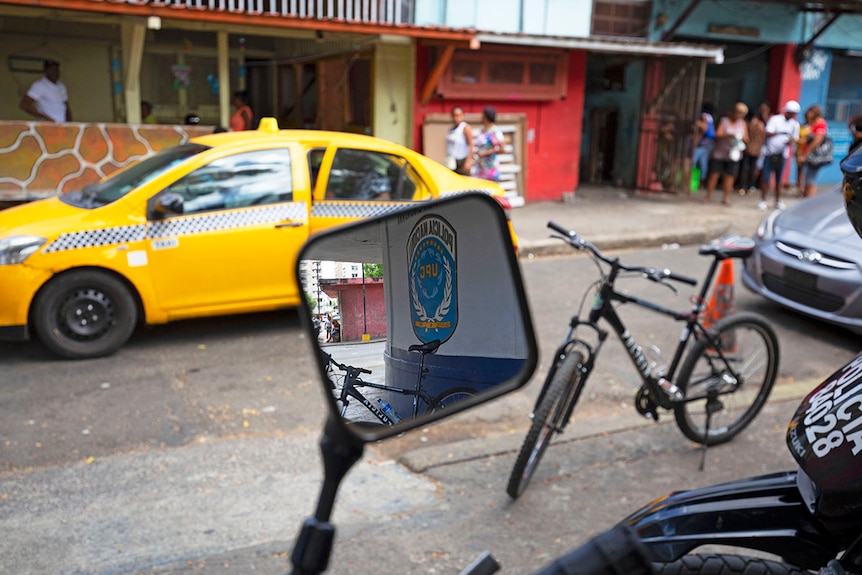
[19,59,71,123]
[758,100,800,210]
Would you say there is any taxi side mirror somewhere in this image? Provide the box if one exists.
[150,192,185,219]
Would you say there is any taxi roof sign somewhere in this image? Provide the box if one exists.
[257,117,279,133]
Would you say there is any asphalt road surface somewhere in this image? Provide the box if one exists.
[0,245,858,574]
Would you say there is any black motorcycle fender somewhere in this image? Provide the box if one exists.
[623,471,837,570]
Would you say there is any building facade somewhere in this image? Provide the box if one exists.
[1,0,860,201]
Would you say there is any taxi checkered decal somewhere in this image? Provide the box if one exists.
[44,225,146,253]
[42,203,307,253]
[311,202,415,219]
[148,203,306,239]
[439,189,497,198]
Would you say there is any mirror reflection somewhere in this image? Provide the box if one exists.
[298,194,535,434]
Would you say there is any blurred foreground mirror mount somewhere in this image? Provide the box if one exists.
[297,192,538,443]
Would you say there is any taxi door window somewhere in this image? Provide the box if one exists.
[161,149,292,215]
[308,148,326,192]
[324,149,419,201]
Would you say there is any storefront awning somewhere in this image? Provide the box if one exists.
[474,32,725,64]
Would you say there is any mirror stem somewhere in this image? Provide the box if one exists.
[290,415,364,575]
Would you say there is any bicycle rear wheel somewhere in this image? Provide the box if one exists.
[507,351,585,499]
[431,388,477,412]
[674,312,779,445]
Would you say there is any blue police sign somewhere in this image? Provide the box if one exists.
[407,214,458,343]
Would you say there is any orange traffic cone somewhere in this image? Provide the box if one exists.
[702,259,737,351]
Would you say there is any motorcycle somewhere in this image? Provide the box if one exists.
[620,146,862,575]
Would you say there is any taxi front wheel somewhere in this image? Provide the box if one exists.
[33,270,138,359]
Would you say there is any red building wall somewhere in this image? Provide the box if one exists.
[413,47,587,202]
[322,278,386,342]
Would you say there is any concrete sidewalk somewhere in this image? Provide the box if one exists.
[510,185,800,257]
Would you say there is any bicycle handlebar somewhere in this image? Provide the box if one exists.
[548,221,698,287]
[323,352,372,375]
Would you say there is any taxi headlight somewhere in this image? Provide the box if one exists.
[0,236,47,265]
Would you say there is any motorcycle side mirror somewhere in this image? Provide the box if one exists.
[298,192,538,442]
[289,192,537,575]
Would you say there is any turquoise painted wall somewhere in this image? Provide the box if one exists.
[651,0,862,51]
[805,13,862,49]
[414,0,592,37]
[651,0,803,44]
[796,48,850,186]
[582,57,646,187]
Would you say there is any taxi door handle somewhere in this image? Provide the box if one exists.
[275,221,304,229]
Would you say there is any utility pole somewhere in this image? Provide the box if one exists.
[361,264,369,342]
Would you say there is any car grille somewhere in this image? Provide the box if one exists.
[762,273,845,312]
[775,241,857,270]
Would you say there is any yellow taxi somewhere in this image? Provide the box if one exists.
[0,119,512,359]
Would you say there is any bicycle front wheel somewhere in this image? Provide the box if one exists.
[674,312,779,445]
[507,351,585,499]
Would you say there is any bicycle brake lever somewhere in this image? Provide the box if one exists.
[644,269,679,294]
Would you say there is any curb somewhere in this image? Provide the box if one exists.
[398,377,818,474]
[517,223,732,258]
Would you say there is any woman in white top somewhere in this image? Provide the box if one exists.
[705,102,749,206]
[446,106,474,175]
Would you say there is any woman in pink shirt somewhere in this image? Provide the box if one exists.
[798,104,829,198]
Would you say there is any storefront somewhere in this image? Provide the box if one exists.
[0,1,449,200]
[414,35,722,203]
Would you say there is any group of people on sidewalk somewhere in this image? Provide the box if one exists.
[693,98,836,210]
[445,105,506,182]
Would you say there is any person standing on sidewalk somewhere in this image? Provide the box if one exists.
[758,100,800,211]
[472,106,505,182]
[704,103,748,205]
[230,90,254,131]
[19,59,71,123]
[738,103,766,194]
[797,104,829,198]
[445,106,474,176]
[692,103,716,189]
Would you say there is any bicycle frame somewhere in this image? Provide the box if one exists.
[333,363,438,425]
[535,253,738,425]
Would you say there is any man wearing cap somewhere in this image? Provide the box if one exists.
[19,59,71,123]
[758,100,800,210]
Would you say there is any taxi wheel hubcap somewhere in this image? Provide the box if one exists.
[59,288,113,340]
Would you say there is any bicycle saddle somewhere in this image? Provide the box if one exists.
[698,234,755,260]
[409,339,442,354]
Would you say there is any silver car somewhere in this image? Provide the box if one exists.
[742,186,862,334]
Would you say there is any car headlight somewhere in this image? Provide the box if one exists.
[0,236,47,265]
[755,210,780,240]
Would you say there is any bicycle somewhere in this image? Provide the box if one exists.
[323,341,476,426]
[506,222,779,499]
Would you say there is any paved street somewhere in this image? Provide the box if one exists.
[1,241,859,574]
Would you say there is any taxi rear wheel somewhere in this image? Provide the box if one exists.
[33,270,138,359]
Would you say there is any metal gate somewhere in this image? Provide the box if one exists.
[637,57,706,193]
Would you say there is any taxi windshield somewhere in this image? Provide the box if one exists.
[61,143,209,209]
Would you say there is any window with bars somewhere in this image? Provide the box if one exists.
[592,0,652,37]
[438,48,567,101]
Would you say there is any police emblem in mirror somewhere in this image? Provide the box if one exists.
[408,214,457,343]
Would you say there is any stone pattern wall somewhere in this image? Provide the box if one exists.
[0,121,212,201]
